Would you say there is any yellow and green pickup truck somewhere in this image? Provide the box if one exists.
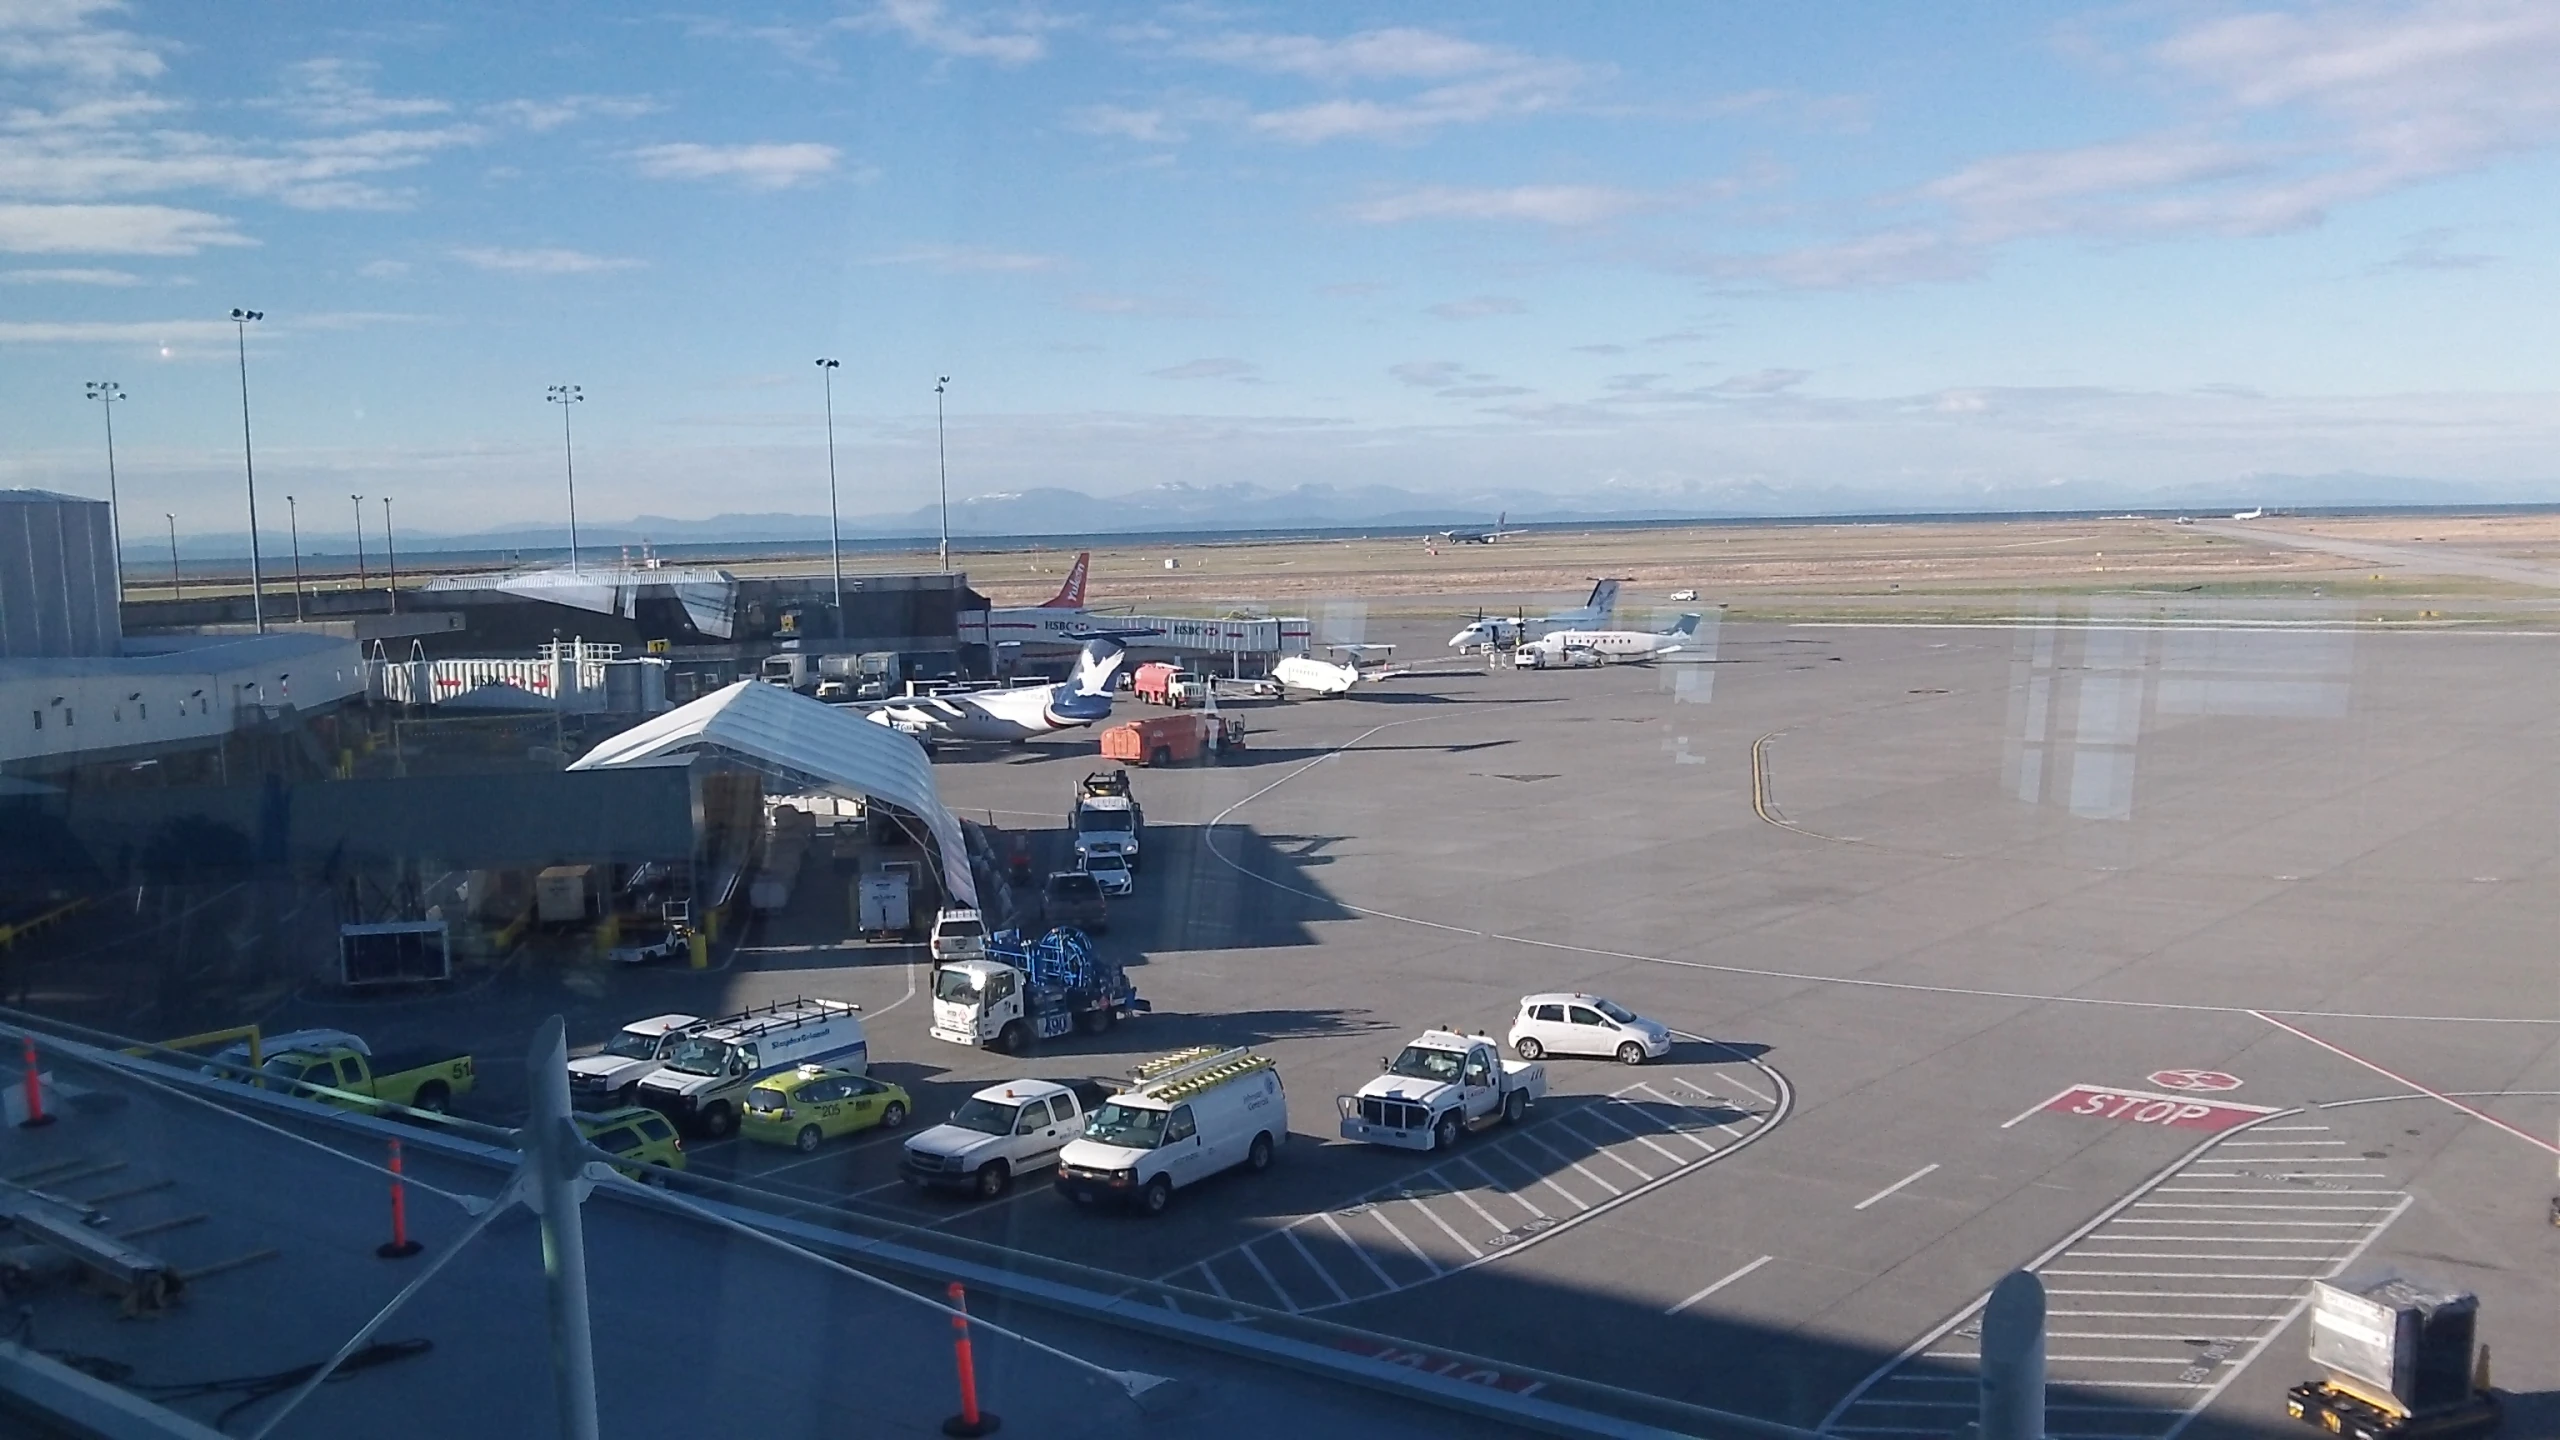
[258,1044,475,1114]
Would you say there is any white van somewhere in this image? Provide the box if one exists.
[1054,1046,1286,1215]
[635,998,866,1138]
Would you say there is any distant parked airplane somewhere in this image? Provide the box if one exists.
[1517,613,1702,667]
[2231,506,2264,520]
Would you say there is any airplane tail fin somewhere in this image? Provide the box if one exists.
[1586,578,1621,617]
[1041,552,1091,608]
[1670,612,1703,637]
[1070,638,1126,697]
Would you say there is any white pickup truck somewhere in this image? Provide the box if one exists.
[899,1077,1112,1199]
[1338,1029,1546,1152]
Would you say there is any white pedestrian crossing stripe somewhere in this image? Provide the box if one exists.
[1157,1076,1785,1315]
[1819,1116,2408,1439]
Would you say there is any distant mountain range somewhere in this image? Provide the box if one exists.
[127,473,2560,561]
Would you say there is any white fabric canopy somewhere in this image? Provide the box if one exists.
[569,679,975,906]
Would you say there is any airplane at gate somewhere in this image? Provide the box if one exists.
[1448,578,1624,652]
[984,552,1103,647]
[861,638,1127,743]
[1516,613,1702,666]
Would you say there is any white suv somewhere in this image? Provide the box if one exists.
[1508,994,1673,1065]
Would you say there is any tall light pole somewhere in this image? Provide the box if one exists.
[84,381,127,603]
[164,513,180,600]
[933,375,952,573]
[285,494,305,621]
[382,495,398,615]
[547,384,583,571]
[350,494,368,591]
[816,358,844,638]
[230,308,266,633]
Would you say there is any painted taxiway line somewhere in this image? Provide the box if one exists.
[1852,1164,1939,1211]
[2248,1010,2560,1158]
[1665,1255,1774,1316]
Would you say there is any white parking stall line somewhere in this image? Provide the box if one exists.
[2042,1270,2342,1279]
[2215,1138,2344,1146]
[1283,1226,1355,1305]
[1635,1084,1727,1152]
[1366,1205,1445,1273]
[1237,1241,1300,1313]
[1458,1155,1549,1221]
[1403,1192,1485,1259]
[1513,1128,1626,1197]
[1579,1102,1695,1165]
[1319,1211,1401,1290]
[2113,1218,2376,1227]
[2133,1202,2397,1211]
[1191,1261,1231,1302]
[2052,1311,2290,1320]
[1430,1173,1509,1244]
[2155,1187,2404,1196]
[1565,1116,1661,1182]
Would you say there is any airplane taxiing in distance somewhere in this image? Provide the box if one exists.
[1431,511,1525,546]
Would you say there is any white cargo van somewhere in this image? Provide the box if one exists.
[1054,1046,1286,1215]
[634,998,865,1138]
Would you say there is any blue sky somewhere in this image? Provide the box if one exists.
[3,0,2558,541]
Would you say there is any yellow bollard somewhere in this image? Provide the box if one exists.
[689,932,708,969]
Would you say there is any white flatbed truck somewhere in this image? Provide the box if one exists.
[1338,1029,1546,1152]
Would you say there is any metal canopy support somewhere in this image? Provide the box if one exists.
[528,1017,602,1440]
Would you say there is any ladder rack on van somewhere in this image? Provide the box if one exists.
[704,996,860,1037]
[1127,1047,1273,1103]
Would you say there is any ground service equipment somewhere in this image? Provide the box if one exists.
[2288,1275,2500,1439]
[928,928,1147,1053]
[1056,1046,1288,1215]
[1070,772,1144,866]
[634,997,868,1137]
[1101,711,1242,766]
[1340,1028,1546,1151]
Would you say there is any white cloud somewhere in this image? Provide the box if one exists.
[630,141,841,190]
[1148,356,1259,381]
[0,0,164,85]
[0,202,249,253]
[1427,295,1525,321]
[1703,230,1984,290]
[267,58,451,128]
[1348,184,1659,227]
[485,94,659,132]
[866,243,1061,273]
[0,264,136,283]
[2378,227,2494,272]
[867,0,1054,67]
[1182,27,1516,83]
[1165,25,1592,143]
[1066,105,1179,143]
[357,258,410,278]
[1390,360,1465,388]
[449,245,642,275]
[1251,68,1581,143]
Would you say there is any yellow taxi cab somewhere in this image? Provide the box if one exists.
[575,1105,686,1178]
[741,1065,912,1152]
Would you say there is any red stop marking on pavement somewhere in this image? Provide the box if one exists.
[2148,1069,2243,1092]
[2007,1083,2280,1133]
[1333,1337,1546,1395]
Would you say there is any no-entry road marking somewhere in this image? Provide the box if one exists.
[2003,1082,2280,1133]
